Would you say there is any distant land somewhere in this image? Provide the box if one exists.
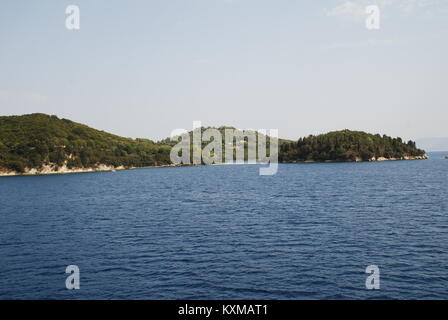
[0,114,427,176]
[415,138,448,152]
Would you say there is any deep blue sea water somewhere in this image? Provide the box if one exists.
[1,153,447,299]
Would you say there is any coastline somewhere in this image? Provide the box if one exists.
[0,155,428,177]
[284,155,429,163]
[0,163,184,177]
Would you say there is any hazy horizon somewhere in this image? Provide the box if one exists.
[1,0,447,142]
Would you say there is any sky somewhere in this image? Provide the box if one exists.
[0,0,447,142]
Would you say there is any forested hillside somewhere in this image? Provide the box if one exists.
[279,130,426,162]
[0,114,171,172]
[0,114,427,174]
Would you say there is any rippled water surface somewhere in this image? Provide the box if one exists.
[1,153,448,299]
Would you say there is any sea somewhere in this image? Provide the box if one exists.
[0,152,447,299]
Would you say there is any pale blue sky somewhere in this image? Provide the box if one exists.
[0,0,447,141]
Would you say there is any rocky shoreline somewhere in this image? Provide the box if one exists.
[283,154,428,163]
[0,155,429,177]
[371,155,428,161]
[0,163,182,177]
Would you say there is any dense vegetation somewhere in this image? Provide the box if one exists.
[166,126,280,163]
[0,114,426,173]
[279,130,425,162]
[0,113,171,172]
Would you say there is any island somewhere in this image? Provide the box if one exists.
[0,113,427,176]
[279,130,427,163]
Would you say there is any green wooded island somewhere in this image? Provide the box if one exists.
[0,113,427,176]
